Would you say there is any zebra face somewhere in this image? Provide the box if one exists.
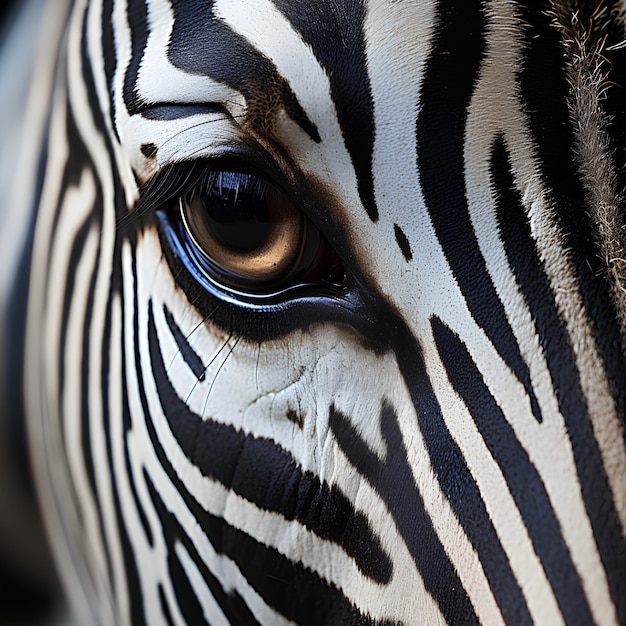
[23,0,626,624]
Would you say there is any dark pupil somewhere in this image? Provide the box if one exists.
[198,171,271,253]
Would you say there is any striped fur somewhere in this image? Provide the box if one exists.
[5,0,626,623]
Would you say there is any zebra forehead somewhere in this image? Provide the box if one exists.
[124,0,438,288]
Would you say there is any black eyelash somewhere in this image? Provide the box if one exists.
[133,160,214,218]
[116,161,206,234]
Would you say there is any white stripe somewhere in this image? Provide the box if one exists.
[463,7,622,619]
[422,325,563,625]
[464,5,617,622]
[174,542,231,626]
[361,5,508,620]
[25,58,100,626]
[47,171,106,615]
[61,216,114,622]
[140,0,247,111]
[124,221,445,623]
[121,239,189,626]
[108,293,132,625]
[80,32,132,626]
[113,0,247,181]
[80,4,132,619]
[213,0,366,223]
[214,0,335,139]
[66,1,130,619]
[86,0,137,209]
[513,167,621,626]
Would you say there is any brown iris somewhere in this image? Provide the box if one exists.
[180,170,306,291]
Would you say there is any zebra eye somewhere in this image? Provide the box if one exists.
[178,169,344,296]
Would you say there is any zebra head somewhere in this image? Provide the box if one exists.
[16,0,626,624]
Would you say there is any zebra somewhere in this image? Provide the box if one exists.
[1,0,626,623]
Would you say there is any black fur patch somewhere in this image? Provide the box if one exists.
[140,142,157,158]
[393,224,412,261]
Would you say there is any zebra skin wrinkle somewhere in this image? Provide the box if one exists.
[1,0,626,624]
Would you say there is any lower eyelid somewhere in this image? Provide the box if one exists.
[156,206,360,347]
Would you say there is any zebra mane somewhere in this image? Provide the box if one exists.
[549,0,626,351]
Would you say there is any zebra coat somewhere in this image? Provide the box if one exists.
[1,0,626,623]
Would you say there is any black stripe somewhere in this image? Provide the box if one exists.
[140,103,228,121]
[128,247,154,548]
[162,304,207,381]
[54,95,102,421]
[144,469,257,626]
[123,0,148,112]
[95,244,153,626]
[57,5,112,404]
[144,462,394,626]
[140,143,157,159]
[56,214,94,529]
[71,23,149,618]
[149,302,391,585]
[515,0,587,240]
[70,21,159,613]
[78,22,152,612]
[432,315,593,624]
[103,311,147,623]
[273,0,377,221]
[491,135,626,622]
[168,0,319,142]
[79,219,112,594]
[142,302,394,624]
[415,0,542,422]
[373,300,534,624]
[100,0,118,141]
[330,402,484,625]
[75,7,108,511]
[393,224,412,262]
[158,584,175,626]
[113,255,147,624]
[79,0,133,229]
[101,230,149,623]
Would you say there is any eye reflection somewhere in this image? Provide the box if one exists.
[180,170,307,291]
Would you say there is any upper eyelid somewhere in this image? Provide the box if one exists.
[131,155,336,254]
[131,158,290,220]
